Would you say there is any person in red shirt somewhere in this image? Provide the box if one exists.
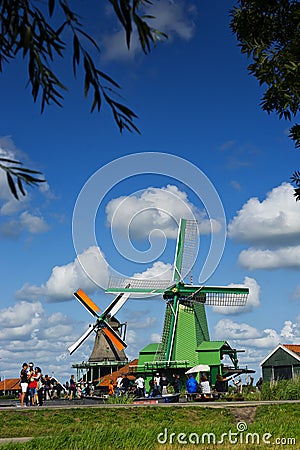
[28,362,37,406]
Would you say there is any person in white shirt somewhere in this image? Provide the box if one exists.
[116,375,123,396]
[135,376,145,397]
[200,375,211,394]
[154,373,161,395]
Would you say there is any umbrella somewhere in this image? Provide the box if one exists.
[185,364,210,374]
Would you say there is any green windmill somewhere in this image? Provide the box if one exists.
[106,219,249,380]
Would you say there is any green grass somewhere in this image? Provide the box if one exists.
[261,376,300,400]
[0,404,299,449]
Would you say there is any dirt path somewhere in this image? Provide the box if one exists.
[229,406,257,424]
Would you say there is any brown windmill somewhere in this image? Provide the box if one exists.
[68,289,130,381]
[88,316,127,363]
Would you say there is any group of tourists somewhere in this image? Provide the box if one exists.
[68,374,94,399]
[19,362,66,407]
[20,362,47,407]
[186,374,211,395]
[108,372,181,398]
[148,372,180,397]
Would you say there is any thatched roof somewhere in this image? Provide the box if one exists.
[96,359,138,387]
[0,378,20,391]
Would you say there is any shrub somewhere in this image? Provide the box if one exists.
[261,376,300,400]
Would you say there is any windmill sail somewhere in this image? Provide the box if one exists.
[173,219,199,282]
[100,322,127,351]
[68,324,97,355]
[68,289,129,356]
[107,277,172,294]
[74,289,100,317]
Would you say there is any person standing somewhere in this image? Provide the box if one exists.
[35,367,44,406]
[28,376,37,406]
[69,374,76,400]
[27,363,38,406]
[116,375,123,396]
[120,374,130,394]
[108,380,115,396]
[43,375,53,400]
[154,373,161,395]
[172,374,181,394]
[160,373,169,396]
[135,375,145,397]
[19,363,29,407]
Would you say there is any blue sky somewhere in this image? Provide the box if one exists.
[1,0,299,384]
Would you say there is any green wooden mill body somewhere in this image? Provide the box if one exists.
[106,219,250,384]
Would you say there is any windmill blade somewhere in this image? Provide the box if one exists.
[106,277,172,294]
[173,219,199,283]
[74,289,100,317]
[188,286,249,306]
[68,323,97,355]
[102,292,130,318]
[101,321,127,351]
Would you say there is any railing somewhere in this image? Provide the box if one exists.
[72,360,128,368]
[129,360,190,373]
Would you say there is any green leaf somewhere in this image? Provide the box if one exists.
[17,177,26,196]
[48,0,55,17]
[6,171,18,200]
[73,34,80,74]
[97,71,121,89]
[0,158,22,165]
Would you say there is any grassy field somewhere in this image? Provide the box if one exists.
[0,403,299,449]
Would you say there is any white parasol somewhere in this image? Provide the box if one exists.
[185,364,210,374]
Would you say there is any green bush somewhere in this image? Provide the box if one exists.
[261,376,300,400]
[105,394,134,404]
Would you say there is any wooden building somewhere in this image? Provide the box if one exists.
[260,344,300,381]
[0,378,20,396]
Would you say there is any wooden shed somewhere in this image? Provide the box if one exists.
[0,378,20,396]
[260,344,300,381]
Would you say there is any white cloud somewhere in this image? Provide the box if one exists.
[128,314,157,330]
[125,329,138,345]
[214,318,262,341]
[0,301,44,340]
[0,137,51,236]
[0,300,92,380]
[16,246,109,302]
[106,184,219,241]
[102,0,196,61]
[149,0,197,41]
[228,183,300,247]
[280,320,298,340]
[0,211,49,238]
[212,277,260,315]
[214,318,300,351]
[133,261,173,280]
[151,332,162,343]
[238,246,300,270]
[0,140,28,215]
[19,211,49,233]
